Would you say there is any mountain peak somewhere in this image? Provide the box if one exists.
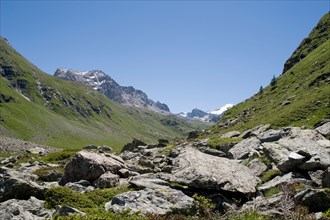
[54,68,170,113]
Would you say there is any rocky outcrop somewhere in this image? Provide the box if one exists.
[0,168,46,202]
[0,197,52,220]
[170,146,258,194]
[228,137,261,159]
[105,187,194,215]
[59,151,126,185]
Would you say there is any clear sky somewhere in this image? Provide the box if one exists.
[0,1,328,113]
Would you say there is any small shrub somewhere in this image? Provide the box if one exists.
[264,187,282,198]
[261,169,281,183]
[44,186,96,209]
[208,137,242,149]
[227,211,268,220]
[324,208,330,218]
[192,194,216,218]
[39,149,77,163]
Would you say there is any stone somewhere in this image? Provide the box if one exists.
[82,145,98,150]
[0,168,46,202]
[105,187,194,215]
[250,124,271,136]
[258,172,309,191]
[26,147,48,155]
[228,137,261,159]
[129,173,171,190]
[294,189,330,212]
[198,147,226,157]
[0,196,53,220]
[65,181,94,193]
[59,151,126,185]
[93,172,119,188]
[118,168,130,178]
[138,157,154,168]
[263,143,307,173]
[121,139,147,153]
[99,145,113,152]
[258,129,288,143]
[248,159,267,177]
[220,131,241,138]
[308,170,324,186]
[170,146,258,194]
[322,167,330,188]
[315,121,330,139]
[54,205,86,217]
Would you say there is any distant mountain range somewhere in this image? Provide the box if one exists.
[54,68,170,114]
[177,104,234,123]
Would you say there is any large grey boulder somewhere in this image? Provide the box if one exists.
[59,151,126,185]
[262,128,330,172]
[258,129,289,143]
[0,168,46,202]
[0,196,52,220]
[315,121,330,139]
[105,187,194,215]
[228,137,261,159]
[248,159,268,177]
[170,146,258,194]
[129,173,171,190]
[93,172,120,188]
[258,172,310,191]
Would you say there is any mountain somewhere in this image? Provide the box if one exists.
[0,37,206,151]
[54,68,170,114]
[177,104,233,123]
[211,12,330,134]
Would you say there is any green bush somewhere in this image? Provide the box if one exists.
[39,149,77,163]
[228,211,268,220]
[264,187,282,198]
[44,187,96,209]
[85,186,131,207]
[261,169,281,183]
[208,137,242,149]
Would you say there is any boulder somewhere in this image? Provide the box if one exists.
[0,196,53,220]
[228,137,261,159]
[129,173,171,190]
[294,189,330,212]
[118,168,130,178]
[170,146,258,194]
[258,129,288,143]
[263,143,307,173]
[198,147,226,157]
[121,139,147,153]
[59,151,126,185]
[322,167,330,188]
[65,181,94,193]
[248,159,267,177]
[93,172,120,188]
[53,205,85,217]
[308,170,324,186]
[315,121,330,139]
[258,172,309,191]
[277,128,330,171]
[220,131,241,138]
[0,168,46,202]
[105,187,194,215]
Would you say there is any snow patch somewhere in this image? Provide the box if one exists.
[209,104,234,115]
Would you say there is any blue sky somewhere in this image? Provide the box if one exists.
[0,1,328,113]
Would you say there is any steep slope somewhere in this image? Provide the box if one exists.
[211,13,330,134]
[0,37,204,151]
[54,68,170,113]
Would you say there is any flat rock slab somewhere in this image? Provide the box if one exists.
[105,187,194,215]
[170,146,258,194]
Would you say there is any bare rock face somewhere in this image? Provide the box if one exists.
[0,168,46,202]
[228,137,261,159]
[294,189,330,212]
[263,128,330,172]
[170,146,258,194]
[105,187,194,215]
[0,196,53,220]
[315,121,330,139]
[59,151,126,185]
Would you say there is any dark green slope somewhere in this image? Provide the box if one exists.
[0,37,205,151]
[211,13,330,134]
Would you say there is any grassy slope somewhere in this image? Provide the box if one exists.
[0,38,206,151]
[211,13,330,134]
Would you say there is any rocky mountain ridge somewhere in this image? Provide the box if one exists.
[54,68,170,114]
